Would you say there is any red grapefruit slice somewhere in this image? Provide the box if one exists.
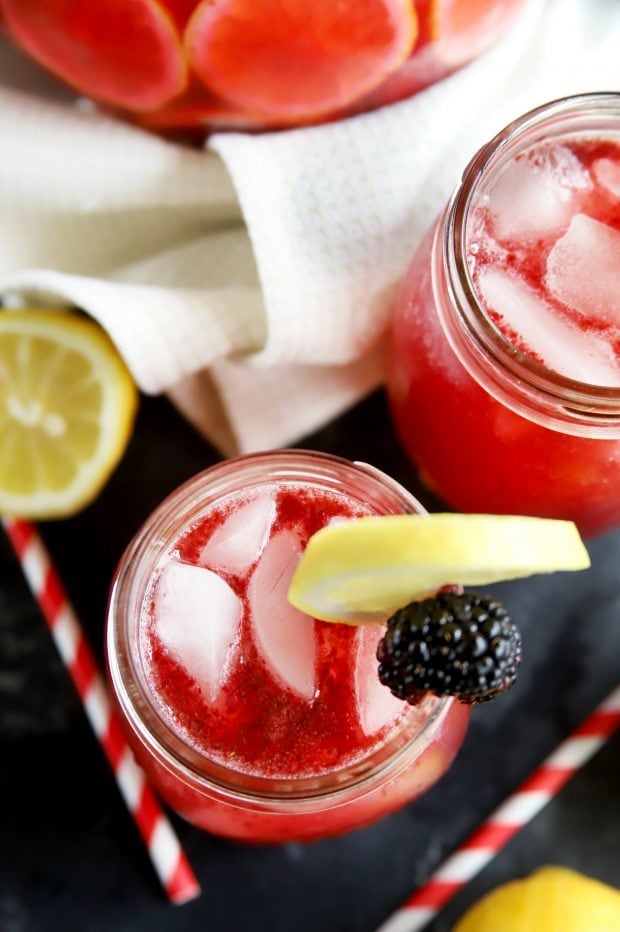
[1,0,188,112]
[136,79,270,132]
[185,0,418,121]
[430,0,523,67]
[165,0,200,30]
[356,0,523,114]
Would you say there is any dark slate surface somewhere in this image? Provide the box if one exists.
[1,389,619,932]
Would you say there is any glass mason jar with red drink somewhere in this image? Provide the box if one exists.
[106,451,470,843]
[0,0,526,134]
[388,93,620,539]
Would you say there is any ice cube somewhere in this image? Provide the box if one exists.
[478,265,620,387]
[249,529,316,700]
[487,145,592,242]
[154,560,242,703]
[327,515,351,527]
[593,158,620,198]
[546,214,620,328]
[355,625,403,736]
[200,489,276,577]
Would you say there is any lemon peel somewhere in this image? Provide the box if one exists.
[288,513,590,623]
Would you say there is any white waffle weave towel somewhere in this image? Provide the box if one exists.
[0,0,618,453]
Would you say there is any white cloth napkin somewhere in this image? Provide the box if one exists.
[0,0,618,455]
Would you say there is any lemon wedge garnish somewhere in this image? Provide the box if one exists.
[0,309,138,519]
[287,513,590,623]
[454,866,620,932]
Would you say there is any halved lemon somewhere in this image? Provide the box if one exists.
[455,866,620,932]
[287,513,590,623]
[0,309,138,519]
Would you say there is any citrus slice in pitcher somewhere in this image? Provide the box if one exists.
[430,0,524,68]
[288,513,590,623]
[0,310,138,519]
[1,0,187,111]
[185,0,418,121]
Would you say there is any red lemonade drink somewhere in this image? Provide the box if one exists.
[388,94,620,538]
[106,451,469,842]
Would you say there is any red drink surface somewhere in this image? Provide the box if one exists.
[388,130,620,537]
[140,482,407,780]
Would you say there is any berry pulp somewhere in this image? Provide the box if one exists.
[388,117,620,537]
[142,483,407,780]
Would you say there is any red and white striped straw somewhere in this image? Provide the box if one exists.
[376,683,620,932]
[3,517,201,906]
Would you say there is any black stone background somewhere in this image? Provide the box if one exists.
[1,390,619,932]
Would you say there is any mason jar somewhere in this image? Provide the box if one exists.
[388,93,620,538]
[106,450,469,842]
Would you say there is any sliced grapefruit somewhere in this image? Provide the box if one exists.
[356,0,523,125]
[165,0,200,31]
[430,0,523,68]
[1,0,188,112]
[354,43,446,112]
[185,0,418,121]
[136,80,269,132]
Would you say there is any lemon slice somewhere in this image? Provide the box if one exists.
[287,513,590,623]
[454,866,620,931]
[0,309,138,519]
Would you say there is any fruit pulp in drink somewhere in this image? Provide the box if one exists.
[131,478,468,841]
[389,132,620,537]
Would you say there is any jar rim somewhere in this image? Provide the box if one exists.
[106,449,452,806]
[441,91,620,436]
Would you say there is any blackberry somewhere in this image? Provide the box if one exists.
[377,589,522,705]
